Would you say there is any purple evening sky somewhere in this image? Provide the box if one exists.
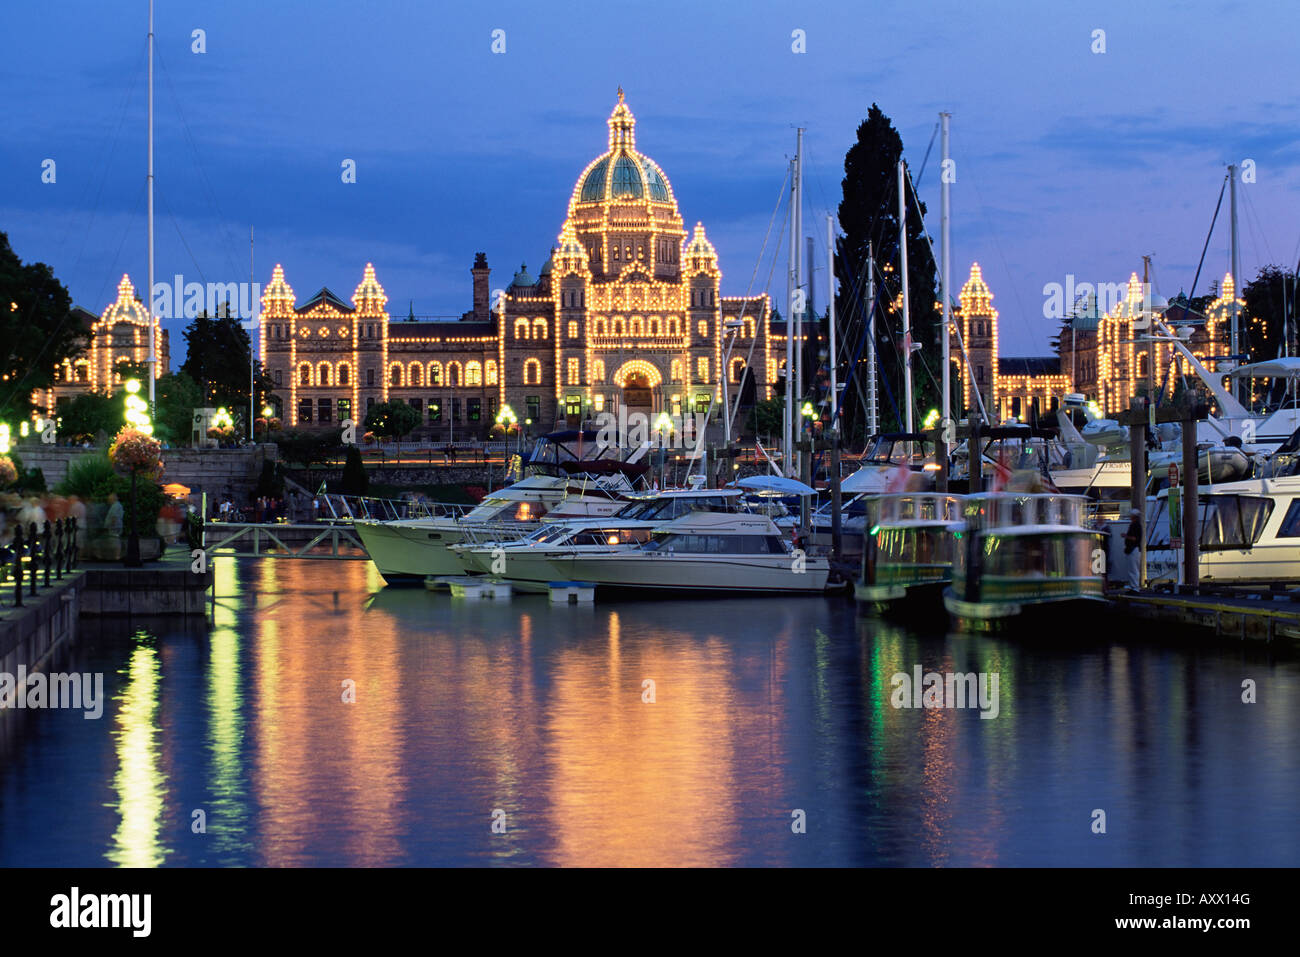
[2,0,1296,358]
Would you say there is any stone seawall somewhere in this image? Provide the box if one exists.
[16,444,279,501]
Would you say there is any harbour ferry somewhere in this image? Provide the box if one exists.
[943,492,1105,631]
[855,492,964,621]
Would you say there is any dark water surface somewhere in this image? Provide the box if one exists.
[1,558,1296,866]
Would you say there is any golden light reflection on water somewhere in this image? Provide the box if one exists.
[253,560,406,865]
[106,638,167,867]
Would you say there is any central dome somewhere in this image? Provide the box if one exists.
[572,90,676,207]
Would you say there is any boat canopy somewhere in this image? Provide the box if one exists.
[1227,358,1300,379]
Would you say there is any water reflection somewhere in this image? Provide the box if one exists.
[106,635,167,867]
[0,559,1294,867]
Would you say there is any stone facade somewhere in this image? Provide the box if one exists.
[259,93,773,438]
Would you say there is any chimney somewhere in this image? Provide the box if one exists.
[472,252,490,321]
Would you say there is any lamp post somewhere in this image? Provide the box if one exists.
[122,379,153,568]
[496,404,518,456]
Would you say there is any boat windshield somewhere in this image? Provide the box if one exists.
[979,533,1096,578]
[562,527,649,546]
[465,497,547,523]
[642,532,788,555]
[863,436,931,467]
[1149,494,1274,551]
[614,496,735,520]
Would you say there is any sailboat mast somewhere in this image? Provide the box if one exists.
[898,159,913,434]
[250,225,255,438]
[146,0,156,407]
[1229,163,1241,402]
[867,241,878,435]
[827,214,837,423]
[784,158,794,476]
[940,112,952,444]
[793,127,804,475]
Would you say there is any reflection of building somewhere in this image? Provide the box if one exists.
[958,263,1240,422]
[261,92,773,436]
[41,274,171,414]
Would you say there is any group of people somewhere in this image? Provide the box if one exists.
[0,493,91,567]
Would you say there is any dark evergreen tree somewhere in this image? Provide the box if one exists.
[180,306,277,413]
[834,105,942,439]
[340,445,369,495]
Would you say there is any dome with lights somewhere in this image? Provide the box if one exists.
[572,89,676,207]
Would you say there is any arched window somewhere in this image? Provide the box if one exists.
[446,361,461,387]
[670,359,684,382]
[767,358,777,381]
[630,316,644,336]
[743,318,756,338]
[523,358,542,386]
[667,316,681,337]
[591,359,605,383]
[299,363,312,386]
[532,318,547,339]
[731,358,746,383]
[485,360,498,385]
[514,319,530,340]
[317,362,332,387]
[427,361,442,386]
[389,363,403,387]
[612,316,626,336]
[338,363,351,386]
[465,361,483,386]
[594,317,608,336]
[409,362,422,387]
[648,316,662,337]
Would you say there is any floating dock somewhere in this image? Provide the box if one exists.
[1109,590,1300,646]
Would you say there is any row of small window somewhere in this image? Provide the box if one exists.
[287,360,504,389]
[294,396,547,426]
[267,324,385,339]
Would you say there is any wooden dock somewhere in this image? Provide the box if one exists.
[1109,590,1300,646]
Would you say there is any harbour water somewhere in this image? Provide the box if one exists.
[1,558,1297,867]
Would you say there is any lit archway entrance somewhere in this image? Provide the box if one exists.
[611,359,663,418]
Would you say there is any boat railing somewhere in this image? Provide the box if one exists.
[875,492,965,525]
[962,492,1091,532]
[455,522,543,545]
[320,494,475,523]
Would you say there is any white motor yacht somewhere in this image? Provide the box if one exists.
[547,510,832,595]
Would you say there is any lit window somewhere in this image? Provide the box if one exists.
[568,321,578,339]
[466,361,483,386]
[533,319,547,339]
[515,319,530,340]
[485,360,498,385]
[697,357,709,381]
[567,358,580,385]
[698,321,708,338]
[523,358,542,386]
[591,359,605,383]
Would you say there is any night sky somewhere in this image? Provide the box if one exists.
[3,0,1295,357]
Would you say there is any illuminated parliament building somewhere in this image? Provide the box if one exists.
[258,92,774,437]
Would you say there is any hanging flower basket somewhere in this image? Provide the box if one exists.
[109,427,164,479]
[0,455,17,487]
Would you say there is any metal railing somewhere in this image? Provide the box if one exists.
[201,523,370,560]
[318,494,476,522]
[2,518,79,609]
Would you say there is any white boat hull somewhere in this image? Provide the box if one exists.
[549,553,832,594]
[353,519,469,582]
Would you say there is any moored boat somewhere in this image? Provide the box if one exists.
[855,492,964,621]
[943,493,1105,631]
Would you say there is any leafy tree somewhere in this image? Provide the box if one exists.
[58,390,120,443]
[1241,265,1299,405]
[835,104,942,438]
[340,445,370,495]
[180,308,277,414]
[153,371,203,445]
[750,397,784,437]
[0,231,90,421]
[365,400,421,439]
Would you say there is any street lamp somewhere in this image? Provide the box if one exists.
[496,404,518,454]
